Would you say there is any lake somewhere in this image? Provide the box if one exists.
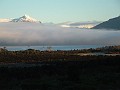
[0,45,106,51]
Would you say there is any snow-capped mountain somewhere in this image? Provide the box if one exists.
[11,15,41,23]
[59,21,101,29]
[0,15,41,23]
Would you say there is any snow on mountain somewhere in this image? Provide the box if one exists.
[11,15,41,23]
[59,21,101,29]
[0,15,41,23]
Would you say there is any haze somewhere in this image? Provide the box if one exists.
[0,22,120,46]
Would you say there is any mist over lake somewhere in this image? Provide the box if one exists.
[0,22,120,46]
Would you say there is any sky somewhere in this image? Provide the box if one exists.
[0,0,120,23]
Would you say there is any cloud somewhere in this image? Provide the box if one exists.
[0,22,120,46]
[58,21,101,28]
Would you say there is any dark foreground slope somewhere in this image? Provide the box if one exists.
[92,16,120,30]
[0,46,120,90]
[0,56,120,90]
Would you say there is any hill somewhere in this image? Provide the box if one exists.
[92,16,120,30]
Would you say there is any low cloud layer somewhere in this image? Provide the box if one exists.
[0,22,120,46]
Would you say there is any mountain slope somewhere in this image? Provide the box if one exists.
[92,16,120,30]
[0,15,41,23]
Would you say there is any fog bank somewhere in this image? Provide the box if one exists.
[0,22,120,46]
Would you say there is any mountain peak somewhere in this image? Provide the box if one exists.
[24,14,29,17]
[21,14,32,19]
